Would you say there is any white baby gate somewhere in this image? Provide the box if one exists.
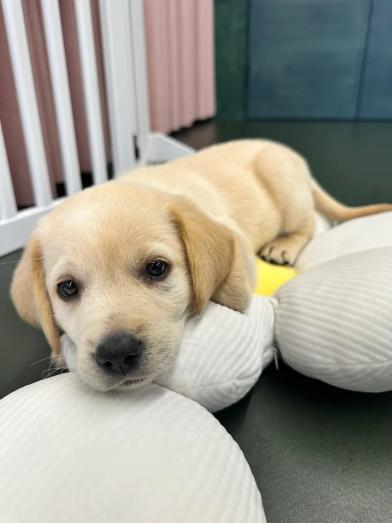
[0,0,193,256]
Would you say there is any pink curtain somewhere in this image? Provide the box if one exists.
[144,0,215,133]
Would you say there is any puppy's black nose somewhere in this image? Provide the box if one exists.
[95,333,143,375]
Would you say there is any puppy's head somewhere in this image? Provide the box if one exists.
[11,183,252,391]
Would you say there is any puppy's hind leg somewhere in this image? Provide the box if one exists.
[253,143,317,266]
[259,216,315,266]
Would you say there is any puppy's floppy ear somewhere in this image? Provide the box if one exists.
[10,235,60,355]
[170,196,254,314]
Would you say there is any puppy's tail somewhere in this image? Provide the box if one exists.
[311,178,392,222]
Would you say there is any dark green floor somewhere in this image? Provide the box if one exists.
[173,120,392,206]
[0,250,52,397]
[2,121,392,522]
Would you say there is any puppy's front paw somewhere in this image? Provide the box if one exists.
[259,238,300,266]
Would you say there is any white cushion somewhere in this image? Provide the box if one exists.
[0,373,266,523]
[156,298,275,411]
[296,212,392,272]
[63,297,276,413]
[276,247,392,392]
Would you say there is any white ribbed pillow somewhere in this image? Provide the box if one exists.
[156,298,275,411]
[276,247,392,392]
[63,297,276,412]
[296,212,392,272]
[0,373,266,523]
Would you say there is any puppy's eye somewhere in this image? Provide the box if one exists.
[145,260,169,280]
[57,280,79,299]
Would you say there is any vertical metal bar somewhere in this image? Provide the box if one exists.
[129,0,151,163]
[74,0,107,184]
[0,124,18,220]
[40,0,82,194]
[2,0,52,207]
[99,0,136,174]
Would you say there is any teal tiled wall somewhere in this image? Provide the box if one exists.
[358,0,392,118]
[247,0,370,119]
[215,0,248,119]
[215,0,392,120]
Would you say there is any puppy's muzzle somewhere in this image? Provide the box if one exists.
[95,332,144,376]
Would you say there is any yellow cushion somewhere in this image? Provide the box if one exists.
[254,258,296,296]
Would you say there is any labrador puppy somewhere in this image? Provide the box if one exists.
[11,140,392,391]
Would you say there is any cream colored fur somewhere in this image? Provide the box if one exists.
[11,139,392,390]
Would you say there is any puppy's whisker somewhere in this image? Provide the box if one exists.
[42,358,61,379]
[0,260,19,267]
[0,256,43,267]
[30,355,63,367]
[44,367,68,379]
